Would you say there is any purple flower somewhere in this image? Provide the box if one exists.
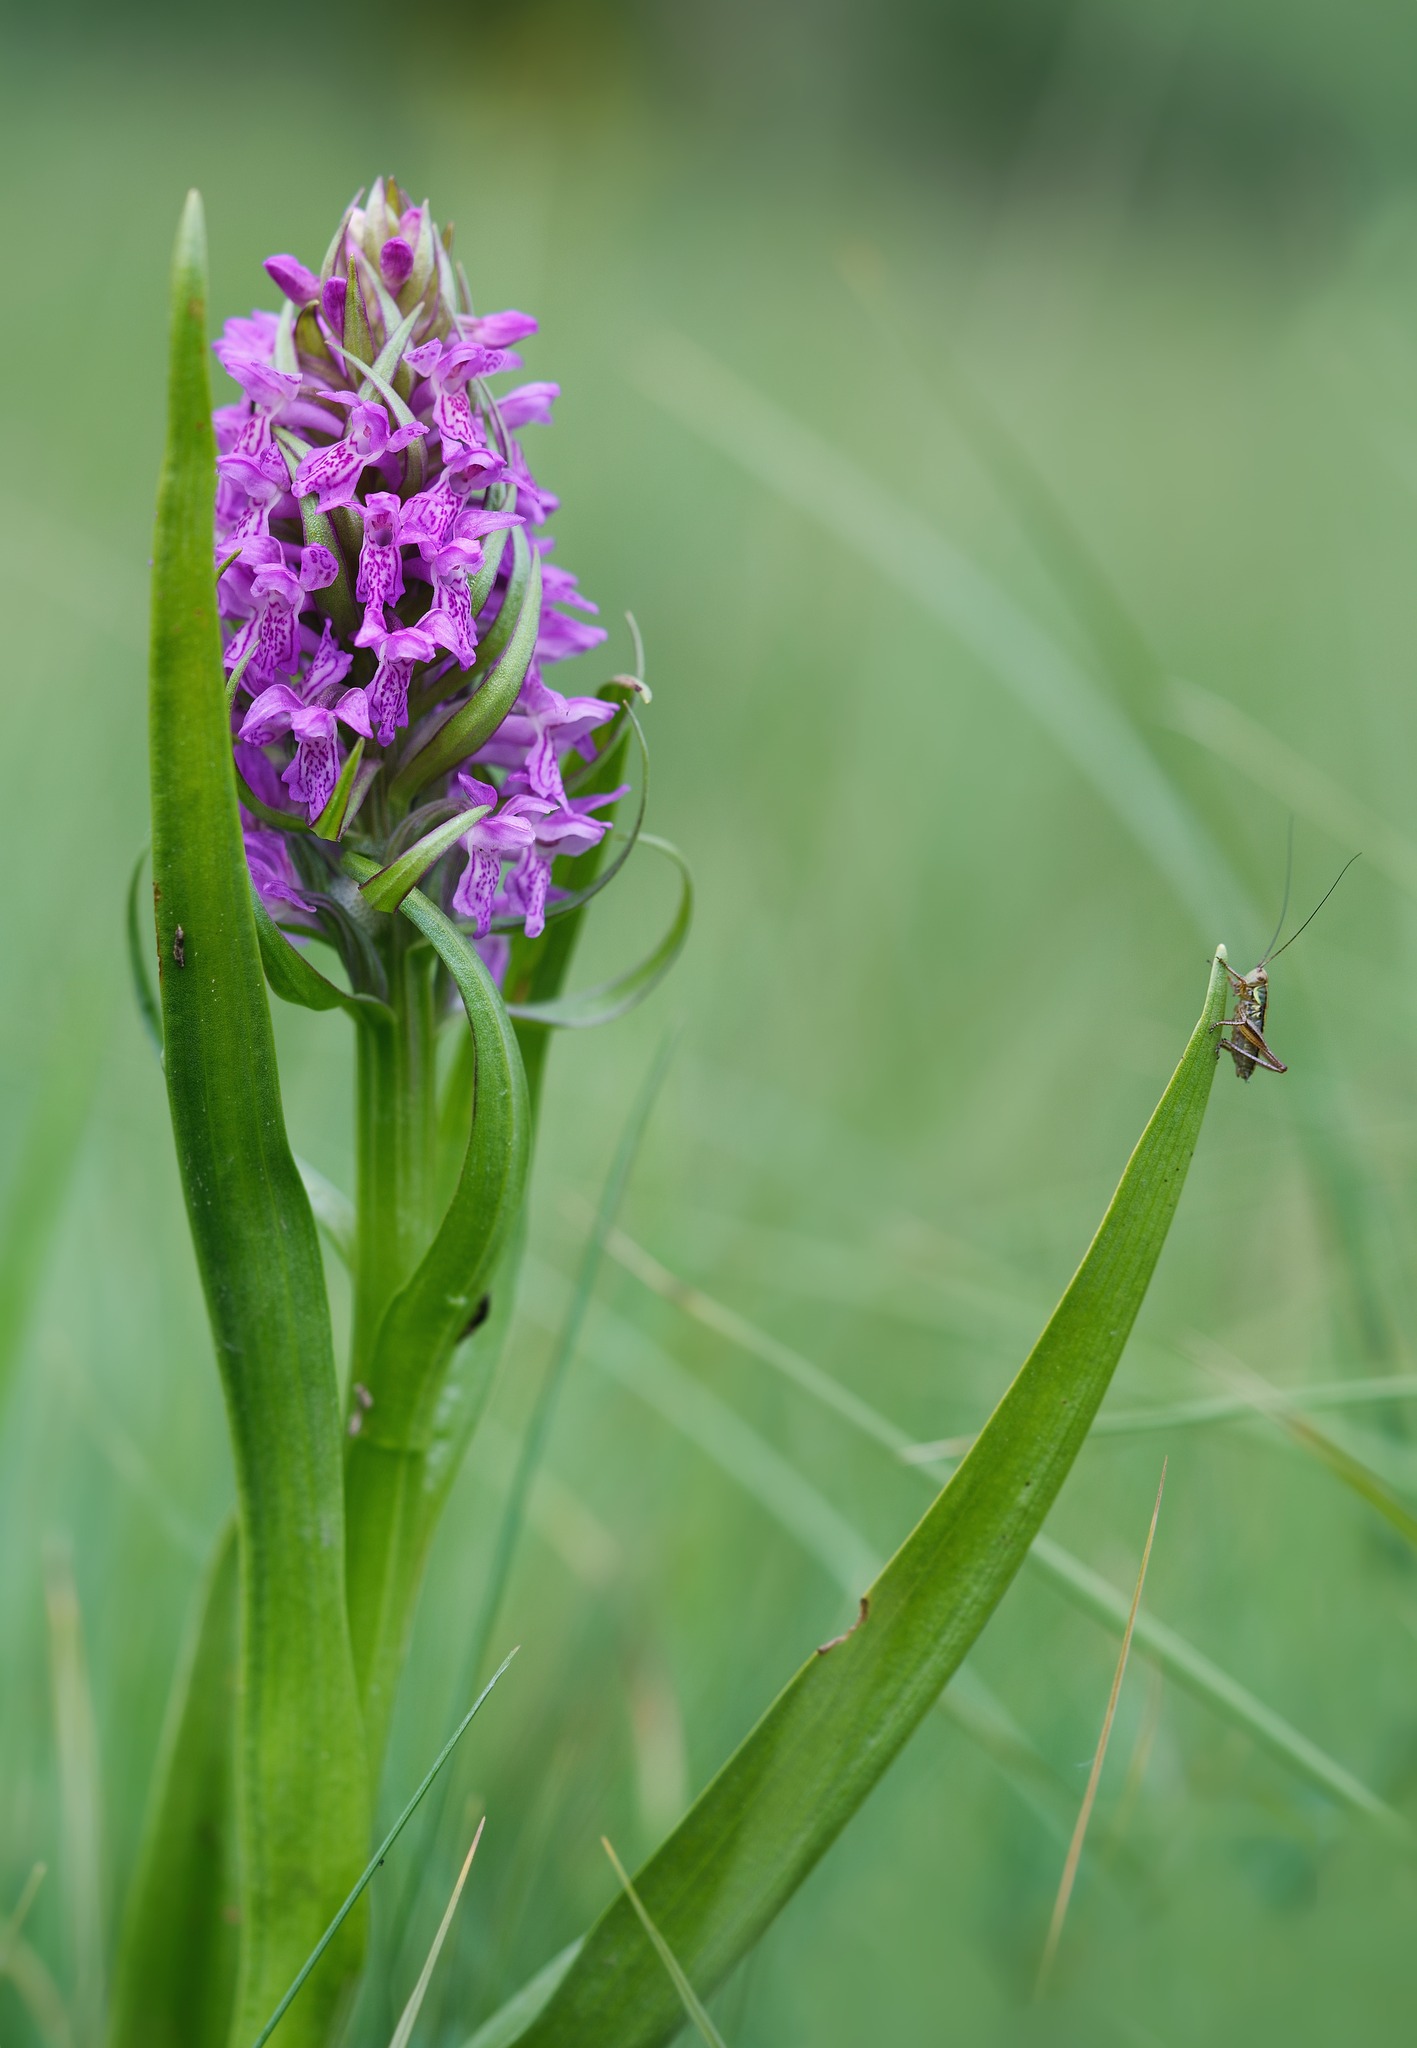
[449,774,552,935]
[367,624,436,745]
[498,382,559,429]
[457,308,539,347]
[379,237,415,289]
[293,402,425,514]
[501,787,622,938]
[224,542,340,689]
[213,311,302,411]
[475,678,617,803]
[244,821,315,918]
[265,254,321,304]
[239,680,372,822]
[354,491,406,645]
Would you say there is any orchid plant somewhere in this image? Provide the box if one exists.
[121,181,1235,2048]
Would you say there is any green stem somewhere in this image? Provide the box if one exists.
[351,927,438,1385]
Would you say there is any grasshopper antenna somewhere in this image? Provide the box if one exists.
[1265,852,1361,965]
[1255,816,1295,967]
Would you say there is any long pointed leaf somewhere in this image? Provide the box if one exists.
[503,951,1230,2047]
[147,191,368,2044]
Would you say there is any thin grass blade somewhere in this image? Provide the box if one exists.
[601,1839,728,2048]
[388,1820,486,2048]
[1036,1461,1167,1995]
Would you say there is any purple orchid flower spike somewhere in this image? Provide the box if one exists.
[212,177,630,951]
[449,774,553,935]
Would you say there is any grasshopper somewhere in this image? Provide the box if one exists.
[1216,852,1360,1080]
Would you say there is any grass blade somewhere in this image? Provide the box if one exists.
[601,1840,728,2048]
[501,954,1227,2048]
[251,1649,516,2048]
[149,190,369,2042]
[388,1820,486,2048]
[1036,1461,1167,1995]
[903,1371,1417,1456]
[1187,1338,1417,1550]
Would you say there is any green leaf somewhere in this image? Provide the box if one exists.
[473,1034,675,1659]
[390,532,542,805]
[366,304,422,396]
[503,951,1230,2048]
[507,835,691,1029]
[251,885,394,1025]
[297,1157,356,1270]
[109,1524,241,2048]
[341,856,531,1764]
[468,522,511,618]
[359,803,492,913]
[313,736,366,841]
[148,191,369,2045]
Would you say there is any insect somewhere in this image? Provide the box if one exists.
[1216,851,1360,1080]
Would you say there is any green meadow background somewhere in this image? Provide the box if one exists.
[5,2,1417,2041]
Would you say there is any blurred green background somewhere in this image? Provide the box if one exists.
[6,1,1417,2042]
